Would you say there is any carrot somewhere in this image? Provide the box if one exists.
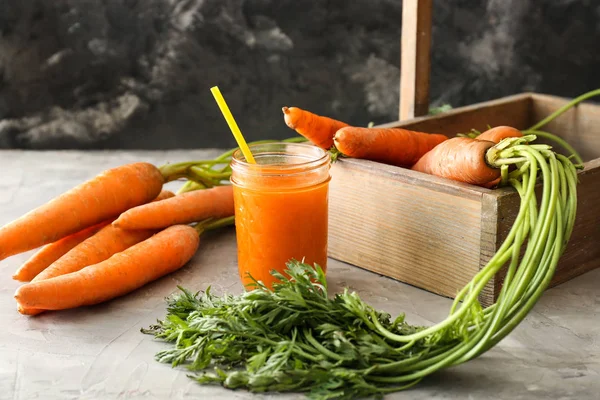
[151,190,177,202]
[33,225,158,282]
[476,126,523,143]
[11,221,110,282]
[0,162,165,261]
[476,127,524,189]
[112,185,234,230]
[19,226,157,316]
[11,189,174,283]
[282,106,349,149]
[17,190,175,315]
[334,126,449,167]
[14,225,200,311]
[411,137,500,186]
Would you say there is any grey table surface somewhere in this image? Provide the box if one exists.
[0,150,598,400]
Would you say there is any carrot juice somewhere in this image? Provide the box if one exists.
[230,142,331,289]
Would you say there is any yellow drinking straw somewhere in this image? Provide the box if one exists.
[210,86,256,164]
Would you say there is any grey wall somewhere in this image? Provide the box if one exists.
[0,0,598,149]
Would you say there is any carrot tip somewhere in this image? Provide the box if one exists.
[17,304,43,316]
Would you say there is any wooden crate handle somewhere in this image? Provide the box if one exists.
[399,0,433,120]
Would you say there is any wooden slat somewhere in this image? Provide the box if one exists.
[531,93,600,162]
[400,0,433,119]
[335,158,492,201]
[478,192,503,306]
[387,93,532,136]
[328,159,483,299]
[550,159,600,286]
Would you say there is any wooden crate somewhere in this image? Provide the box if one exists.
[328,92,600,306]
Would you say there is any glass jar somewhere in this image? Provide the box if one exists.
[230,142,331,289]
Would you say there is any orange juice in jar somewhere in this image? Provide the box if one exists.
[230,142,331,289]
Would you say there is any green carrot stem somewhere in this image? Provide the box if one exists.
[528,88,600,132]
[158,160,227,182]
[195,216,235,234]
[185,167,219,187]
[523,129,584,165]
[177,180,206,194]
[190,167,232,179]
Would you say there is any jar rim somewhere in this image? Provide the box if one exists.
[230,142,330,177]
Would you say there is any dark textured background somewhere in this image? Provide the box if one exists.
[0,0,598,149]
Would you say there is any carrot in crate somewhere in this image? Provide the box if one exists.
[282,106,348,149]
[334,126,448,167]
[411,137,500,187]
[476,126,523,143]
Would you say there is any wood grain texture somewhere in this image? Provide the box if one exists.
[531,93,600,162]
[328,159,484,299]
[477,191,504,305]
[329,92,600,305]
[400,0,433,119]
[385,93,532,136]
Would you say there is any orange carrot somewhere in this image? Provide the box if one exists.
[334,126,449,167]
[11,221,110,282]
[13,189,174,282]
[152,190,177,202]
[0,163,165,261]
[18,190,175,315]
[17,305,44,316]
[14,225,200,311]
[411,137,500,186]
[19,225,158,315]
[282,106,349,149]
[476,126,523,143]
[112,185,234,230]
[476,127,523,188]
[18,224,162,317]
[33,225,157,282]
[11,190,174,283]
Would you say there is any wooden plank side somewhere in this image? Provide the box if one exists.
[490,189,521,304]
[379,93,533,136]
[551,159,600,285]
[328,160,483,299]
[531,94,600,162]
[478,192,502,306]
[400,0,433,119]
[337,158,492,202]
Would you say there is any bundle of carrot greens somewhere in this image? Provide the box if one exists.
[144,88,594,398]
